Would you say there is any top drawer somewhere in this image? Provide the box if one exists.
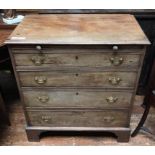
[14,53,141,70]
[11,45,145,70]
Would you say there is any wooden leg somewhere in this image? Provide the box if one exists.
[26,129,42,142]
[115,130,130,142]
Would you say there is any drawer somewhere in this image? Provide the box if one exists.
[11,45,144,54]
[27,109,129,127]
[18,71,137,89]
[13,53,141,69]
[23,89,133,108]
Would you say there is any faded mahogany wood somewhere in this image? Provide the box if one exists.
[25,126,131,142]
[10,45,145,52]
[13,52,141,69]
[5,14,150,45]
[11,44,145,54]
[6,14,149,142]
[27,109,129,127]
[18,71,137,88]
[23,89,133,108]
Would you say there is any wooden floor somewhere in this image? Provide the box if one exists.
[0,96,155,145]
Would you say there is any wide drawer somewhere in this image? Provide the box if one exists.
[27,109,129,127]
[18,71,137,89]
[11,45,144,54]
[23,89,133,108]
[13,52,141,69]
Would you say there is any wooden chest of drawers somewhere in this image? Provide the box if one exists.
[5,14,150,142]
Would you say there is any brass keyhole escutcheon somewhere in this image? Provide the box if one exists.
[75,56,79,60]
[76,92,79,95]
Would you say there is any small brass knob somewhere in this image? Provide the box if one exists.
[34,76,47,84]
[106,96,118,103]
[109,57,123,66]
[103,116,114,123]
[31,56,45,66]
[108,77,121,85]
[38,96,49,103]
[36,45,42,50]
[112,45,118,51]
[41,116,51,122]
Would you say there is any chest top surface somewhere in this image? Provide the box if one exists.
[5,14,150,45]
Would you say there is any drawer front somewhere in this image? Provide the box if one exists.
[23,89,133,108]
[14,53,141,69]
[11,45,144,54]
[18,71,137,88]
[27,110,129,127]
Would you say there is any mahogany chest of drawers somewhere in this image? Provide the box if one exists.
[5,14,150,142]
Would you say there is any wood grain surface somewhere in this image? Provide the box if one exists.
[13,52,141,69]
[6,14,149,142]
[18,71,137,88]
[5,14,150,45]
[23,89,133,108]
[27,109,129,127]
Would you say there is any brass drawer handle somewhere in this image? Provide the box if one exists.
[103,116,114,123]
[41,116,51,122]
[34,76,47,84]
[31,56,45,66]
[109,57,123,66]
[108,77,121,85]
[38,96,49,103]
[106,96,118,103]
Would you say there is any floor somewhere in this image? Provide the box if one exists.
[0,96,155,146]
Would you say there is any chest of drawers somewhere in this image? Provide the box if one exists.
[5,14,150,142]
